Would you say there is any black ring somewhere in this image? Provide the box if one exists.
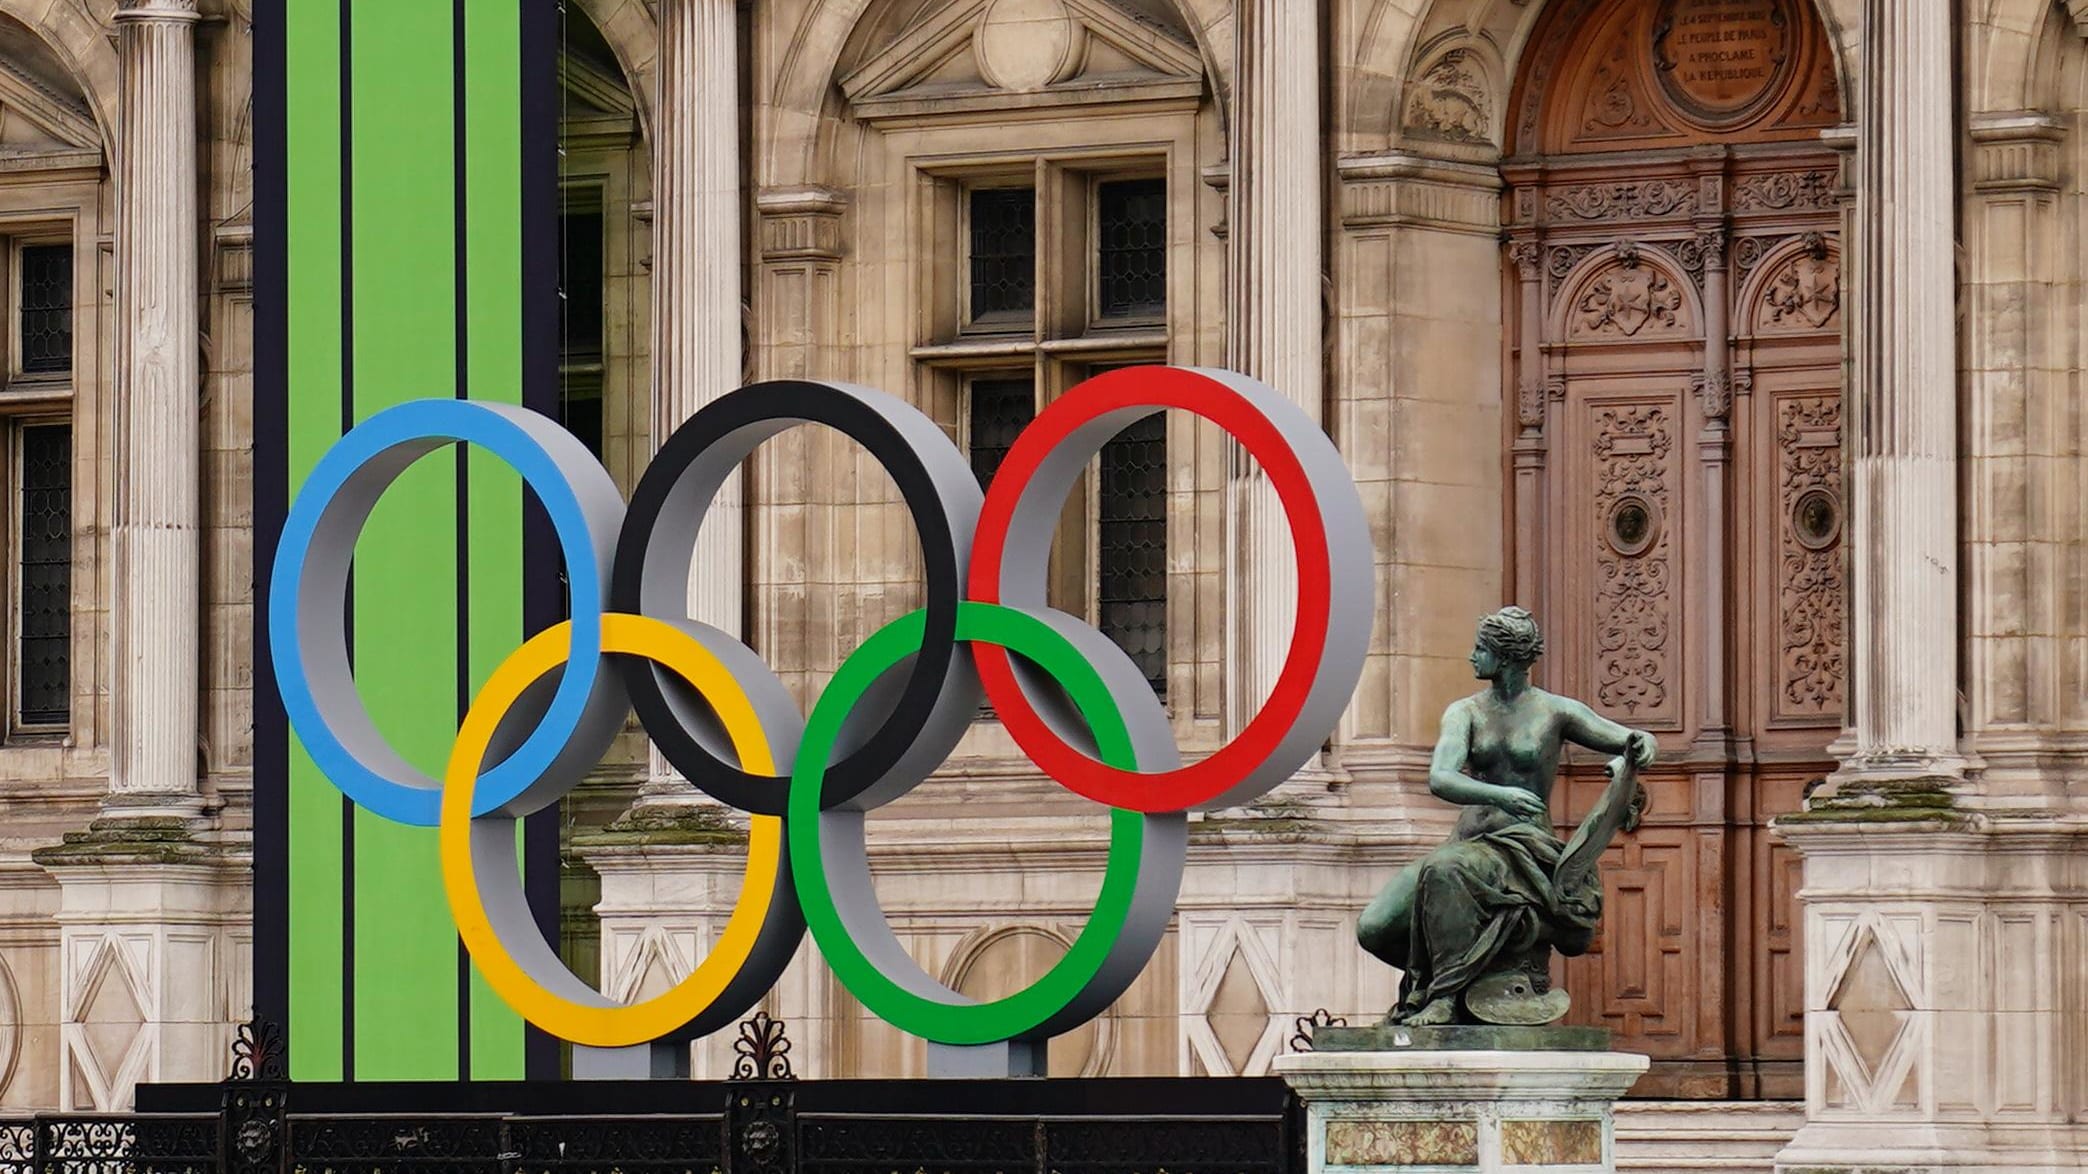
[610,380,979,814]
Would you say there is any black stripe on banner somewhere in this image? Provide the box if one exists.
[250,0,292,1063]
[518,0,563,1082]
[336,0,357,1084]
[452,0,474,1080]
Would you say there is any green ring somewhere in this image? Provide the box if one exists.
[787,601,1154,1045]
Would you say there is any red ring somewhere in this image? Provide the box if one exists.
[967,367,1333,813]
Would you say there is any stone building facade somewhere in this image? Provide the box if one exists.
[0,0,2084,1170]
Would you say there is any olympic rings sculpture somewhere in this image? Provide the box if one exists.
[270,366,1373,1052]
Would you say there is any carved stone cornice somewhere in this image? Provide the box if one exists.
[1336,152,1502,235]
[2068,0,2088,38]
[1967,111,2066,195]
[755,186,847,263]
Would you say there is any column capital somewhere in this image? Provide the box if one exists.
[114,0,200,24]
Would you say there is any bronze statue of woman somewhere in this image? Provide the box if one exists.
[1357,606,1655,1027]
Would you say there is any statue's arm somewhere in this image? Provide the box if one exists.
[1560,698,1655,767]
[1429,703,1546,819]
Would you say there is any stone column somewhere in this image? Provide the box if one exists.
[640,0,743,805]
[29,0,247,1111]
[108,0,202,818]
[1830,0,1964,788]
[1772,6,2088,1169]
[1226,0,1322,759]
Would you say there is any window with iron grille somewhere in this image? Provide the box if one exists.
[966,377,1036,490]
[968,187,1036,322]
[1098,412,1166,697]
[1096,179,1166,319]
[18,245,70,375]
[15,422,68,729]
[558,204,605,457]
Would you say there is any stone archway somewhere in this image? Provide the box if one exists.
[0,0,116,158]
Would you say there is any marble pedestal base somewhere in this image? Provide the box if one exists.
[1274,1049,1649,1174]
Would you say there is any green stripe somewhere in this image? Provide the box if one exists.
[282,0,541,1081]
[283,0,344,1084]
[348,0,462,1082]
[462,0,528,1080]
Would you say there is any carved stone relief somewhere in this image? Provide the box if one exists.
[1547,179,1698,222]
[1651,0,1799,127]
[1547,243,1600,293]
[1592,405,1675,718]
[1403,49,1491,143]
[1581,34,1663,139]
[1732,169,1836,212]
[1759,235,1840,331]
[1777,395,1844,718]
[1573,248,1686,338]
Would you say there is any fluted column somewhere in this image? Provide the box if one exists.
[643,0,741,803]
[109,0,201,813]
[1837,0,1963,783]
[1227,0,1322,751]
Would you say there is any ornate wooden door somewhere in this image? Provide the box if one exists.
[1500,0,1844,1098]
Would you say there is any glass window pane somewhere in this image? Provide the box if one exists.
[968,188,1036,320]
[967,377,1035,489]
[1098,411,1166,698]
[19,245,72,375]
[1096,179,1166,319]
[17,422,69,727]
[558,209,605,367]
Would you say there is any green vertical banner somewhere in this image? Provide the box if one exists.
[255,0,561,1081]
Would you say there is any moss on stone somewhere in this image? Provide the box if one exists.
[574,803,752,848]
[1780,779,1968,827]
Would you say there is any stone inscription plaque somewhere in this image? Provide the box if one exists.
[1654,0,1794,122]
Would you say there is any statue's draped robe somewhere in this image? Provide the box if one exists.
[1392,804,1604,1021]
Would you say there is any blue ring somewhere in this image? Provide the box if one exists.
[268,400,610,826]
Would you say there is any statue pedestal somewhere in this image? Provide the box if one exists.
[1274,1030,1648,1174]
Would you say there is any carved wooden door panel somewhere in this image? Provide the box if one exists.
[1499,0,1845,1100]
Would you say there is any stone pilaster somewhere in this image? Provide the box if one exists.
[1828,0,1965,790]
[109,0,202,819]
[1226,0,1323,767]
[1689,215,1732,752]
[640,0,744,807]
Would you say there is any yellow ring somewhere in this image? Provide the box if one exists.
[440,613,786,1047]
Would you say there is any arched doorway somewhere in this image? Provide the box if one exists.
[1502,0,1844,1099]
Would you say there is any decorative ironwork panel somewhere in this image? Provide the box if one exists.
[509,1115,726,1174]
[18,245,71,376]
[797,1115,1037,1174]
[0,1115,216,1174]
[1098,412,1167,697]
[287,1115,511,1174]
[1096,179,1166,319]
[966,379,1035,490]
[17,422,70,728]
[0,1121,28,1174]
[968,188,1036,320]
[1046,1117,1290,1174]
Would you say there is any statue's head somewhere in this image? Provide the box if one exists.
[1471,606,1544,679]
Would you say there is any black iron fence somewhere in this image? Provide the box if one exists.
[6,1077,1299,1174]
[1,1016,1312,1174]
